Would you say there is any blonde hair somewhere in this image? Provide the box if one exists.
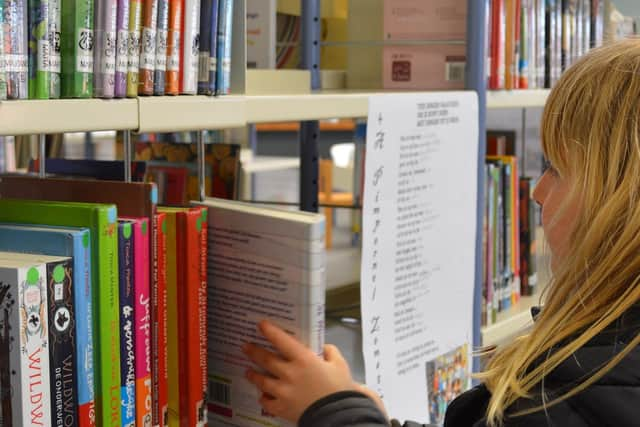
[478,39,640,425]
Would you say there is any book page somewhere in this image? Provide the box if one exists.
[361,92,479,424]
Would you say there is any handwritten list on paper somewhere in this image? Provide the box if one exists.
[361,92,479,424]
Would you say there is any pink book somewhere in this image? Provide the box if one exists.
[123,217,153,427]
[383,0,467,41]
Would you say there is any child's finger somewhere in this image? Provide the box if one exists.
[259,394,285,419]
[258,320,308,361]
[324,344,348,367]
[246,368,285,398]
[243,343,289,378]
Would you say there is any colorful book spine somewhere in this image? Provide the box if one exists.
[153,212,169,427]
[46,259,78,427]
[28,0,51,99]
[48,0,61,97]
[490,0,505,90]
[127,0,143,97]
[208,0,218,94]
[197,0,212,94]
[118,221,137,427]
[60,0,93,98]
[6,0,29,99]
[535,0,545,88]
[519,0,529,89]
[115,0,130,97]
[165,0,181,95]
[93,0,118,98]
[197,208,208,426]
[153,0,169,94]
[132,218,152,427]
[1,263,52,426]
[139,0,158,94]
[0,0,7,100]
[215,0,233,95]
[179,0,200,94]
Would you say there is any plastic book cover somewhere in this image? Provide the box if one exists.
[0,199,120,427]
[0,0,7,100]
[0,224,95,427]
[28,0,50,99]
[138,0,158,94]
[154,212,168,427]
[153,0,169,94]
[207,0,218,94]
[0,261,51,427]
[60,0,93,98]
[179,0,200,94]
[6,0,29,99]
[215,0,233,94]
[48,0,61,97]
[164,0,181,94]
[118,220,136,427]
[93,0,118,98]
[126,0,142,97]
[115,0,130,97]
[197,0,212,94]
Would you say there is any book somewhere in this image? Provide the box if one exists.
[164,0,181,94]
[0,0,7,100]
[193,198,325,426]
[215,0,233,94]
[0,224,95,427]
[0,258,51,427]
[154,0,169,94]
[115,0,130,97]
[48,0,61,97]
[179,0,200,94]
[127,0,143,97]
[197,0,213,94]
[60,0,93,98]
[93,0,118,98]
[197,208,208,427]
[139,0,159,95]
[118,220,137,427]
[6,0,29,99]
[154,212,169,427]
[29,158,148,181]
[28,0,50,99]
[490,0,505,89]
[0,199,120,427]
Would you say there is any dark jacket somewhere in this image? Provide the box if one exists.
[299,306,640,427]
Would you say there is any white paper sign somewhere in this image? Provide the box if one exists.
[361,92,479,425]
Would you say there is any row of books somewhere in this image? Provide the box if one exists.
[0,173,326,427]
[482,131,538,327]
[0,0,234,99]
[488,0,606,90]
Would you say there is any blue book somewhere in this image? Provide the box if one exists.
[118,221,136,427]
[0,224,94,424]
[198,0,218,94]
[216,0,233,95]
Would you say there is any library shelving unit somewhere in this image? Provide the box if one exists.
[0,1,548,353]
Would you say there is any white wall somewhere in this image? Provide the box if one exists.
[614,0,640,16]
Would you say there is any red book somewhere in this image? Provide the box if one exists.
[197,208,208,426]
[153,212,169,427]
[514,0,521,88]
[490,0,506,89]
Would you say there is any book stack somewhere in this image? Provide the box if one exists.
[488,0,606,90]
[481,131,538,327]
[1,0,234,99]
[199,198,326,427]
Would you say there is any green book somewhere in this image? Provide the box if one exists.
[0,198,121,427]
[48,0,61,97]
[28,0,50,98]
[61,0,93,97]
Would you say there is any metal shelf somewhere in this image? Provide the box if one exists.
[487,89,551,109]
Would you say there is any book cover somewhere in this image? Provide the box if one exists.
[0,224,95,427]
[0,260,51,427]
[154,0,169,94]
[490,0,505,90]
[6,0,29,99]
[153,212,168,427]
[0,199,120,427]
[115,0,130,97]
[197,208,208,427]
[504,0,515,90]
[179,0,200,94]
[93,0,118,98]
[60,0,93,98]
[145,166,188,206]
[215,0,233,95]
[165,0,181,94]
[127,0,143,97]
[48,0,61,97]
[197,0,212,94]
[139,0,158,95]
[118,221,136,427]
[28,0,50,99]
[0,0,7,100]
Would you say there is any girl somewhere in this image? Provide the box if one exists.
[242,39,640,426]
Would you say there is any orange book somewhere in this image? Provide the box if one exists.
[505,0,516,90]
[139,0,159,95]
[153,212,169,427]
[165,0,182,95]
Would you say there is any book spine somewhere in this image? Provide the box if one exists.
[505,0,514,90]
[528,194,538,293]
[197,0,212,94]
[93,0,117,98]
[215,0,232,95]
[139,0,158,95]
[127,0,143,97]
[118,222,136,427]
[511,160,521,304]
[153,212,169,427]
[0,0,7,100]
[134,219,152,427]
[179,0,199,94]
[489,0,504,89]
[502,163,513,309]
[115,0,130,97]
[554,0,562,84]
[544,0,552,88]
[519,178,531,296]
[60,0,93,98]
[29,0,50,98]
[165,0,181,95]
[491,165,500,318]
[47,259,78,427]
[536,0,545,88]
[207,0,218,94]
[519,0,529,89]
[163,212,180,426]
[513,0,521,88]
[483,165,492,326]
[154,0,169,94]
[48,0,60,97]
[75,231,96,427]
[197,208,208,426]
[6,0,29,99]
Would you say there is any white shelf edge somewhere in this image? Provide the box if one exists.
[246,93,371,123]
[487,89,551,109]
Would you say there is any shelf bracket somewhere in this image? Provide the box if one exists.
[123,130,132,183]
[38,134,46,178]
[197,130,206,202]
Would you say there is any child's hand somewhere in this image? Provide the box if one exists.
[243,320,357,423]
